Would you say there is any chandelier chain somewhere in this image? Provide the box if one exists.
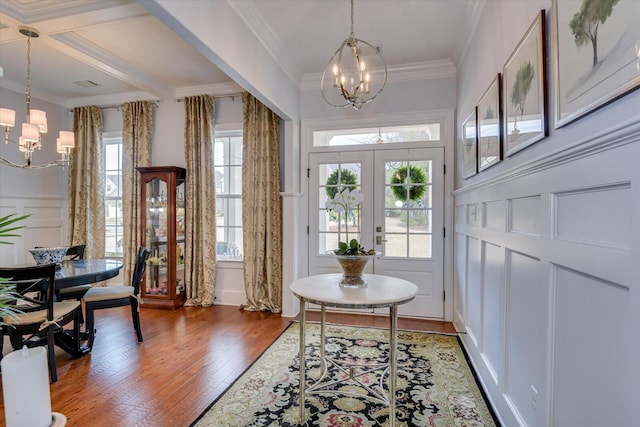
[350,0,355,38]
[25,33,32,119]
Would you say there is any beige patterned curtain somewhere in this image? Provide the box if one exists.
[121,101,153,286]
[68,106,105,259]
[183,95,217,306]
[241,93,282,312]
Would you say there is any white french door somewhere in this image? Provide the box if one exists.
[308,147,445,318]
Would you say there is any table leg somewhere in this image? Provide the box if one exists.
[389,304,398,427]
[299,298,306,424]
[320,304,326,372]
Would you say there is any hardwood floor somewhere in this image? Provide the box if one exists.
[0,305,456,426]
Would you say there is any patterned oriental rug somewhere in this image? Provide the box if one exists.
[192,322,497,427]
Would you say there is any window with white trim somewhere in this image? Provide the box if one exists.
[214,130,243,260]
[104,134,123,257]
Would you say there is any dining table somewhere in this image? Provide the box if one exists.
[53,258,123,356]
[55,258,123,291]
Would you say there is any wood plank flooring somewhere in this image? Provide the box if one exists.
[0,305,455,427]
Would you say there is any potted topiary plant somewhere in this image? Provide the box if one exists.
[324,189,378,288]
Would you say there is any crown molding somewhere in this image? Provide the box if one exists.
[64,91,156,108]
[300,60,457,91]
[226,0,302,87]
[0,79,69,107]
[0,0,134,24]
[457,0,486,67]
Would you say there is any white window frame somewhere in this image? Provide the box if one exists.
[104,131,123,258]
[214,126,243,261]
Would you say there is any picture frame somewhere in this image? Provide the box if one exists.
[461,108,478,179]
[503,10,548,157]
[553,0,640,128]
[477,74,502,171]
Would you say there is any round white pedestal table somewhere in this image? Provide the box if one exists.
[290,273,418,427]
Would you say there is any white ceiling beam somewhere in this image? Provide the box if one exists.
[45,32,173,99]
[140,0,300,121]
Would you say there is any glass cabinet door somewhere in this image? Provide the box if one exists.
[176,178,185,296]
[145,177,169,296]
[138,165,187,309]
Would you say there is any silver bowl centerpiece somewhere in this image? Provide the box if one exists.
[29,247,68,270]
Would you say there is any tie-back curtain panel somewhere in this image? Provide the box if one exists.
[183,95,217,307]
[68,106,105,260]
[241,92,282,313]
[121,101,153,286]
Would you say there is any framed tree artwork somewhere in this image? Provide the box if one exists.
[503,10,548,157]
[477,74,502,171]
[553,0,640,128]
[461,108,478,179]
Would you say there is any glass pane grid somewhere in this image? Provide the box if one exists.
[214,130,244,260]
[104,138,123,257]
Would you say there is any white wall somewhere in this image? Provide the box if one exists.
[454,1,640,426]
[0,87,71,263]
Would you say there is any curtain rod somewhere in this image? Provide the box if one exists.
[176,93,244,102]
[68,100,159,112]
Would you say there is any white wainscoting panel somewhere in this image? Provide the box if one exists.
[508,195,541,237]
[466,236,482,347]
[453,122,639,427]
[552,266,631,427]
[0,196,65,265]
[481,241,504,385]
[505,250,547,427]
[483,200,504,231]
[553,183,631,250]
[467,203,479,226]
[454,231,467,330]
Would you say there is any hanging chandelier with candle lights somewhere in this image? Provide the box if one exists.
[320,0,387,110]
[0,26,74,169]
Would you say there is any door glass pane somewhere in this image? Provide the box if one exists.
[384,160,432,259]
[318,162,362,254]
[409,234,431,258]
[385,234,407,257]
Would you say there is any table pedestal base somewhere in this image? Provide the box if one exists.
[298,303,399,427]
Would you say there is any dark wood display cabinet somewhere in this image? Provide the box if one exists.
[137,166,186,309]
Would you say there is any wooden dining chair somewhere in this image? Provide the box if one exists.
[82,246,150,351]
[0,263,82,383]
[58,244,92,302]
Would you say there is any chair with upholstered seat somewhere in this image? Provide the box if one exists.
[0,263,82,383]
[58,244,92,301]
[82,246,150,351]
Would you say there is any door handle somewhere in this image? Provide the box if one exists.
[375,235,388,245]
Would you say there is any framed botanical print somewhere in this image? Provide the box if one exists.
[553,0,640,128]
[461,108,478,179]
[503,10,548,157]
[477,74,502,171]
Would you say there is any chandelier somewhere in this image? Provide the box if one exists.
[320,0,387,110]
[0,26,74,169]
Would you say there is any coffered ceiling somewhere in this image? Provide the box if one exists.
[0,0,483,107]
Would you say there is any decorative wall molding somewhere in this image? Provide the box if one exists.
[454,118,640,196]
[454,135,638,426]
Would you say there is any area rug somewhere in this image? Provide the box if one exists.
[192,322,496,427]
